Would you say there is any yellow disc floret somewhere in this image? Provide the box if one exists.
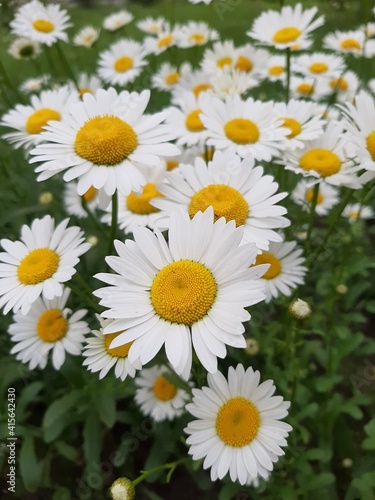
[254,252,282,280]
[340,38,361,50]
[165,72,179,85]
[309,62,329,74]
[158,34,174,49]
[281,117,302,138]
[37,309,68,342]
[273,27,301,44]
[126,183,162,214]
[189,184,249,227]
[151,260,217,325]
[366,131,375,161]
[185,109,205,132]
[17,248,60,285]
[268,65,284,76]
[26,108,61,134]
[296,83,314,95]
[299,148,341,177]
[216,397,260,447]
[114,56,134,73]
[33,19,55,33]
[235,56,253,73]
[82,186,98,203]
[105,331,133,357]
[153,376,177,401]
[217,57,232,69]
[75,115,137,166]
[193,83,212,97]
[224,118,260,144]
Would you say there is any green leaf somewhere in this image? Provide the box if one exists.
[83,411,103,488]
[363,418,375,450]
[304,472,335,491]
[303,448,332,463]
[19,433,43,492]
[350,471,375,500]
[55,440,78,462]
[43,390,83,429]
[16,381,43,418]
[93,389,116,428]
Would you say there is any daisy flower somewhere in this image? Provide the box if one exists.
[136,16,166,35]
[342,203,374,223]
[10,0,71,46]
[247,3,324,50]
[185,364,292,485]
[101,163,166,234]
[135,365,190,421]
[235,44,269,77]
[291,179,339,216]
[200,40,239,75]
[211,68,258,99]
[64,181,102,219]
[200,94,288,162]
[30,88,180,197]
[98,39,147,86]
[0,86,79,150]
[73,26,100,48]
[284,121,362,189]
[103,10,134,32]
[151,62,191,92]
[8,37,41,60]
[0,215,91,315]
[8,288,89,370]
[152,150,290,251]
[260,55,286,83]
[289,76,320,101]
[76,73,102,98]
[94,208,268,378]
[253,241,307,302]
[144,26,181,55]
[83,315,141,381]
[323,30,366,57]
[273,99,326,150]
[320,70,360,103]
[292,52,346,79]
[166,91,209,147]
[338,91,375,174]
[178,21,219,48]
[172,68,213,99]
[19,75,49,94]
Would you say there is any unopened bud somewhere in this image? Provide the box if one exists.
[39,191,53,205]
[336,284,348,295]
[109,477,135,500]
[289,298,311,320]
[245,338,259,356]
[87,235,99,246]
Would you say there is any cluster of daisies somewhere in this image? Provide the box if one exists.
[1,0,375,489]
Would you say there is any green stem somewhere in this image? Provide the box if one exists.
[65,280,102,313]
[305,183,320,256]
[285,47,291,103]
[132,458,187,487]
[107,192,118,257]
[55,42,77,86]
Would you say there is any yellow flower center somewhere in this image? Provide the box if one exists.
[114,56,134,73]
[150,260,217,325]
[366,131,375,161]
[254,252,281,280]
[272,27,302,44]
[33,19,55,33]
[153,376,177,401]
[190,33,206,44]
[217,57,232,69]
[224,118,260,144]
[149,24,160,33]
[299,148,341,177]
[340,38,361,50]
[268,65,284,76]
[25,108,61,135]
[348,210,359,220]
[158,34,174,49]
[192,83,212,97]
[105,331,133,357]
[309,62,329,74]
[83,35,95,45]
[82,186,98,203]
[79,87,92,97]
[75,115,137,166]
[216,397,260,447]
[305,188,324,204]
[17,248,60,285]
[165,72,179,85]
[37,309,68,342]
[329,78,348,92]
[185,109,205,132]
[296,83,314,95]
[189,184,248,227]
[126,183,162,214]
[280,117,302,138]
[166,160,179,171]
[235,56,253,73]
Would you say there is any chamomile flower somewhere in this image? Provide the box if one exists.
[291,179,339,216]
[166,91,209,147]
[260,55,286,83]
[136,16,166,35]
[8,37,41,60]
[211,68,258,99]
[321,70,360,103]
[94,208,267,378]
[292,52,346,79]
[30,88,180,197]
[0,215,91,315]
[289,76,320,101]
[144,26,181,55]
[178,21,219,48]
[201,40,239,75]
[101,164,166,234]
[342,203,374,223]
[323,30,366,56]
[10,0,71,46]
[235,44,269,77]
[152,151,290,251]
[200,94,288,161]
[103,10,134,31]
[19,75,49,94]
[151,62,191,92]
[185,364,292,485]
[98,39,147,86]
[77,73,102,98]
[64,181,102,219]
[74,26,100,48]
[8,288,88,370]
[135,365,190,421]
[247,3,324,50]
[172,68,213,98]
[273,99,326,150]
[253,241,307,302]
[0,86,79,150]
[82,315,141,381]
[284,121,362,189]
